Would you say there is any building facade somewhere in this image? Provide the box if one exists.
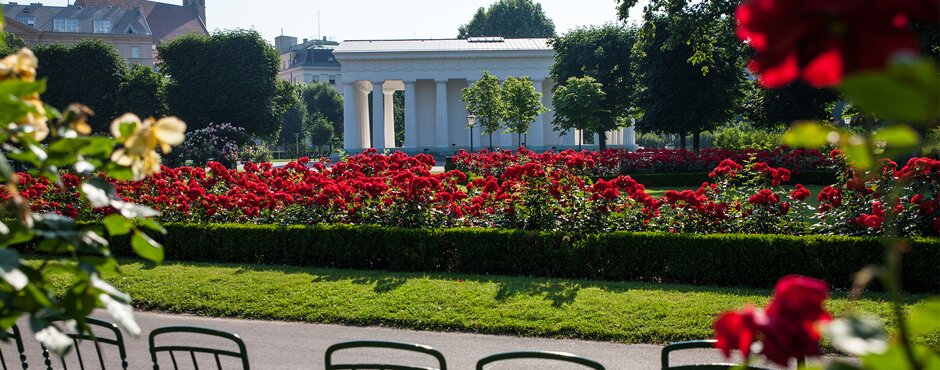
[3,0,208,66]
[333,38,637,154]
[275,35,341,85]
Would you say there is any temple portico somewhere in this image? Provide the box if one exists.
[333,38,637,153]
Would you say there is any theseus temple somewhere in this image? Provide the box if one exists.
[333,38,638,153]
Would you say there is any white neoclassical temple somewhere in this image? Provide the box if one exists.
[333,38,637,153]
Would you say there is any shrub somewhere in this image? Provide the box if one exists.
[97,223,940,293]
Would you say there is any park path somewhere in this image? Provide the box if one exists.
[12,310,796,370]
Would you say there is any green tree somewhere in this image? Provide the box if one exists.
[305,113,335,152]
[116,64,167,119]
[277,82,304,149]
[299,82,344,144]
[462,71,506,149]
[0,32,27,56]
[549,25,638,150]
[501,76,546,145]
[394,91,404,147]
[458,0,556,39]
[552,76,607,151]
[634,11,744,151]
[159,29,285,141]
[746,80,838,128]
[34,39,127,132]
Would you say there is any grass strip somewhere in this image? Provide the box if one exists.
[41,260,938,346]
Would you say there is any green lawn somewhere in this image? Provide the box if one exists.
[40,260,937,346]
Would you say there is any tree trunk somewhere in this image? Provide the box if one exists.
[679,132,687,150]
[489,133,494,150]
[693,130,701,152]
[518,133,522,148]
[598,130,607,151]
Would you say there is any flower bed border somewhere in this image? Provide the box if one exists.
[93,224,939,293]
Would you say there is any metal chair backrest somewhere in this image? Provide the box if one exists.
[476,351,606,370]
[41,318,129,370]
[0,325,28,370]
[661,340,775,370]
[325,341,447,370]
[148,326,249,370]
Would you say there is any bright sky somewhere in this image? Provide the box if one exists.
[41,0,647,42]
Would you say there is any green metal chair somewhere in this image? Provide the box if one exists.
[41,318,129,370]
[149,326,249,370]
[661,340,776,370]
[477,351,606,370]
[325,340,447,370]
[0,324,28,370]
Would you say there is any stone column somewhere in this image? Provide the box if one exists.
[358,85,371,148]
[371,81,387,149]
[404,80,417,149]
[625,119,639,150]
[342,82,360,150]
[383,88,395,148]
[435,79,449,149]
[527,79,545,148]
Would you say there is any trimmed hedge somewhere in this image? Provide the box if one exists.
[101,224,939,293]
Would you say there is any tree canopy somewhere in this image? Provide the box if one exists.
[458,0,556,39]
[549,24,638,150]
[299,82,344,144]
[502,76,546,145]
[745,81,838,129]
[552,76,607,150]
[0,32,27,57]
[34,39,127,132]
[159,29,288,141]
[462,71,506,148]
[634,14,744,151]
[116,64,167,120]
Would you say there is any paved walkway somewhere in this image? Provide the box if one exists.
[12,311,797,370]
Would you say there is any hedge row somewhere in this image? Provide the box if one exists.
[102,224,939,293]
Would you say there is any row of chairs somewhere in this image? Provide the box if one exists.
[1,318,778,370]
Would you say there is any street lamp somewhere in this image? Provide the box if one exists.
[467,114,477,152]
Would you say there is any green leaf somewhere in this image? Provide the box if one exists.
[861,344,940,370]
[839,57,940,124]
[872,125,921,150]
[0,249,27,291]
[101,214,132,236]
[825,361,862,370]
[783,121,834,148]
[137,218,167,235]
[825,316,888,356]
[841,136,874,170]
[112,201,161,219]
[80,178,114,208]
[908,299,940,337]
[131,231,163,264]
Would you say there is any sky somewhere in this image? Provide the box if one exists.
[38,0,647,43]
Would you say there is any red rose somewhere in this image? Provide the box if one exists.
[714,307,762,359]
[736,0,937,87]
[766,275,831,325]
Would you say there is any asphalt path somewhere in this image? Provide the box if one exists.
[1,310,811,370]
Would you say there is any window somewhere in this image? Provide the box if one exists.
[16,15,35,27]
[329,75,336,85]
[130,47,140,59]
[94,19,111,33]
[53,18,78,32]
[125,25,137,34]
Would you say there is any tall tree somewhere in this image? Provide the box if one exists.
[34,39,126,132]
[159,29,287,141]
[635,15,744,151]
[552,76,607,151]
[550,25,638,150]
[458,0,556,39]
[116,64,167,119]
[304,113,334,152]
[745,80,838,128]
[502,76,546,145]
[299,82,344,144]
[0,32,27,57]
[462,71,506,149]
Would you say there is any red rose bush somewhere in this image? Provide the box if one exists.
[4,150,938,237]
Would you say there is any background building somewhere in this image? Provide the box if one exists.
[3,0,208,66]
[275,35,341,85]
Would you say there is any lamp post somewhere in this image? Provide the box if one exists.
[294,132,300,159]
[467,114,477,152]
